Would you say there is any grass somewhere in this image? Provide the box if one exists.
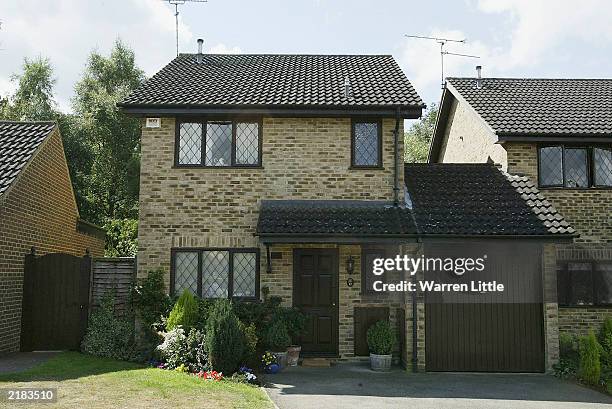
[0,352,273,409]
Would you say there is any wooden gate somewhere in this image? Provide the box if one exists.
[20,251,91,351]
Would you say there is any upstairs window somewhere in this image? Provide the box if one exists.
[352,120,382,168]
[172,248,259,300]
[538,145,612,188]
[176,119,261,167]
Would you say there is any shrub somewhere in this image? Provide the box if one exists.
[242,323,258,364]
[205,299,246,374]
[132,268,172,331]
[272,307,307,342]
[579,331,601,386]
[167,290,199,331]
[367,320,395,355]
[157,327,208,372]
[264,319,291,351]
[82,291,136,361]
[599,317,612,366]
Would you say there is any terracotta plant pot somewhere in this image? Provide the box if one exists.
[369,353,392,372]
[286,345,301,366]
[274,351,288,369]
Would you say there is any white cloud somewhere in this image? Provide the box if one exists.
[0,0,193,112]
[208,43,242,54]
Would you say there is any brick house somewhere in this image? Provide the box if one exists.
[430,76,612,339]
[120,51,575,372]
[0,121,105,354]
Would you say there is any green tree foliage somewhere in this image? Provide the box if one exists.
[132,268,173,331]
[404,103,438,163]
[1,57,57,121]
[167,290,199,331]
[579,331,601,385]
[71,39,145,224]
[104,218,138,257]
[205,299,246,374]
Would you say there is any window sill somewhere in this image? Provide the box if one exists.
[172,165,264,170]
[559,304,612,309]
[349,166,385,170]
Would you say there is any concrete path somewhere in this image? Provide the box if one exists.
[0,352,57,373]
[264,362,612,409]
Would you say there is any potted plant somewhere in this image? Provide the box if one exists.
[275,308,307,366]
[262,351,279,374]
[264,319,291,369]
[367,320,395,372]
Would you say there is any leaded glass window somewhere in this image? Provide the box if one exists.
[202,250,230,298]
[538,145,612,188]
[174,251,199,295]
[205,122,232,166]
[594,147,612,186]
[235,123,259,165]
[539,146,563,186]
[563,148,588,187]
[352,121,380,167]
[172,248,259,299]
[232,252,257,297]
[178,123,202,165]
[175,120,261,167]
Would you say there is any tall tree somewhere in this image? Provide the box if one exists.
[404,103,438,163]
[72,39,145,224]
[1,57,57,121]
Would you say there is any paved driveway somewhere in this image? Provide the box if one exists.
[264,363,612,409]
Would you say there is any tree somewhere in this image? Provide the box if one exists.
[404,103,438,163]
[72,39,145,224]
[1,57,57,121]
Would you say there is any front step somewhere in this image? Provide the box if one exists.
[301,357,332,367]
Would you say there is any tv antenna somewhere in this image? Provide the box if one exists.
[405,34,480,89]
[162,0,208,56]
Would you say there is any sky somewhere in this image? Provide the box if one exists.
[1,0,611,114]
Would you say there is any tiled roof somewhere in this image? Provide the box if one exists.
[404,163,576,236]
[119,54,424,109]
[447,77,612,136]
[0,121,56,197]
[256,200,418,236]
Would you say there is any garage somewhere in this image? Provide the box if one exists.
[424,241,545,372]
[404,163,576,372]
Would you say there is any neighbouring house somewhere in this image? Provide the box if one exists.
[0,121,105,354]
[430,75,612,339]
[119,48,575,372]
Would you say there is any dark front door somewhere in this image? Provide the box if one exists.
[293,249,339,356]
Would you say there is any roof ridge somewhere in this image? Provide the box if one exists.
[177,53,394,57]
[448,77,612,81]
[0,120,57,125]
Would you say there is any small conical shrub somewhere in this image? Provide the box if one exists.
[166,290,199,330]
[599,316,612,366]
[205,299,245,374]
[579,331,601,386]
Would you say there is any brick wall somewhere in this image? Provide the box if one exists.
[137,117,402,283]
[0,128,105,354]
[559,308,612,337]
[436,97,507,167]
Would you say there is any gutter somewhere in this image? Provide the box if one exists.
[393,107,401,206]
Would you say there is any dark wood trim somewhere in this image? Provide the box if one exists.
[350,118,383,168]
[174,118,263,168]
[170,247,260,300]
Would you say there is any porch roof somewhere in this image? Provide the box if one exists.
[255,200,419,242]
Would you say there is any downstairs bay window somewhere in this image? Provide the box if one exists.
[171,248,260,300]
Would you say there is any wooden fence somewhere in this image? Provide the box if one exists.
[91,257,136,314]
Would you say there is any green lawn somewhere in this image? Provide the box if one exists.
[0,352,273,409]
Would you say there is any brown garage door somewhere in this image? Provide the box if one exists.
[424,241,545,372]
